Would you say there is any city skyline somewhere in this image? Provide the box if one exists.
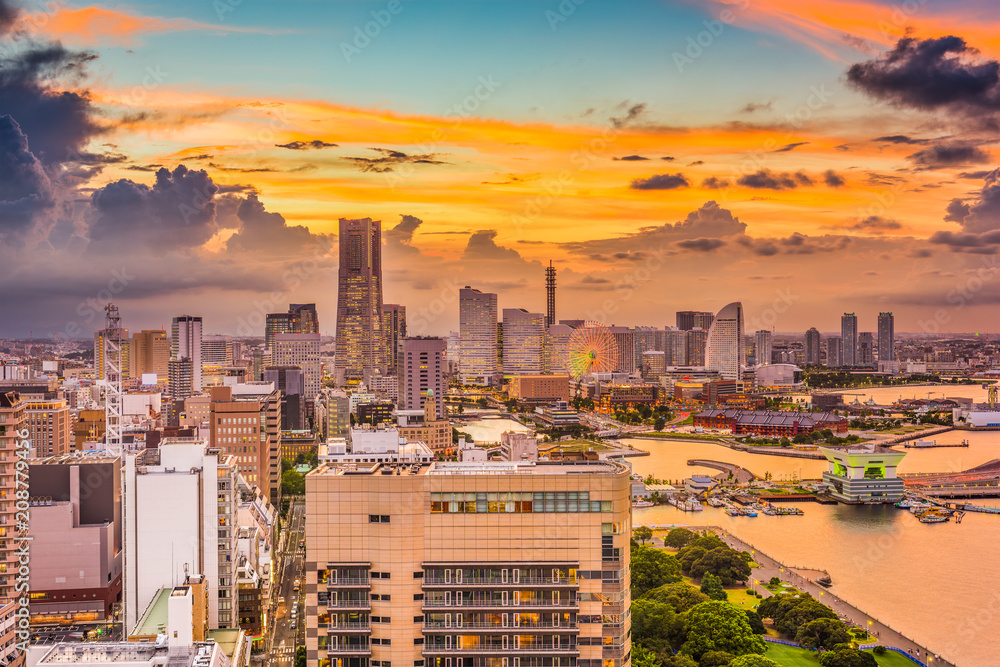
[3,0,1000,336]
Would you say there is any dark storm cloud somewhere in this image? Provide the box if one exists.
[344,147,448,173]
[847,36,1000,113]
[463,230,524,261]
[226,193,330,255]
[613,155,649,161]
[701,177,730,189]
[931,169,1000,251]
[630,173,690,190]
[87,165,220,251]
[610,102,647,128]
[823,170,846,187]
[0,114,55,242]
[851,215,902,232]
[874,135,927,144]
[676,237,725,252]
[906,142,991,169]
[275,140,339,150]
[384,214,423,255]
[0,0,18,34]
[771,141,809,153]
[737,169,812,190]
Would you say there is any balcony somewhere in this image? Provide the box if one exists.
[326,577,370,588]
[327,644,371,655]
[423,644,579,655]
[423,600,578,610]
[326,623,371,633]
[327,599,371,611]
[423,577,578,587]
[423,622,579,632]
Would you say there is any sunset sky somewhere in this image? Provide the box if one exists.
[2,0,1000,338]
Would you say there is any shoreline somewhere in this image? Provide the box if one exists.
[641,523,954,667]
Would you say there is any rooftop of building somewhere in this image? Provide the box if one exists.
[132,586,171,637]
[310,459,628,477]
[36,642,225,667]
[31,452,120,465]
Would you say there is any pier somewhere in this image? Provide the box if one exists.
[686,458,759,483]
[902,458,1000,498]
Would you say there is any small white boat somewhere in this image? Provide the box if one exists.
[632,500,654,508]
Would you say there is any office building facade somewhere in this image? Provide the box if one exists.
[25,398,72,457]
[675,311,713,331]
[129,330,170,381]
[398,337,446,418]
[753,330,773,367]
[705,302,745,380]
[381,305,407,375]
[172,315,203,392]
[878,312,894,362]
[804,328,821,366]
[335,218,385,384]
[858,332,875,367]
[459,287,499,385]
[502,309,546,376]
[826,336,842,368]
[273,333,322,404]
[840,313,858,367]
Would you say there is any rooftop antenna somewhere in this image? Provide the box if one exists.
[545,261,557,327]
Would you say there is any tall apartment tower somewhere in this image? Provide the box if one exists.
[273,333,322,404]
[459,286,499,385]
[826,336,843,368]
[545,260,557,327]
[265,312,295,350]
[171,315,203,392]
[0,391,27,666]
[705,302,745,380]
[878,312,895,362]
[805,327,822,365]
[124,439,238,632]
[858,332,876,367]
[610,327,637,373]
[304,458,632,667]
[544,324,574,374]
[502,308,546,375]
[754,329,773,366]
[676,310,713,331]
[381,304,407,375]
[335,218,384,384]
[398,337,446,418]
[841,313,858,367]
[129,329,170,381]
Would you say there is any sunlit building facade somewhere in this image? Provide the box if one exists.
[705,302,745,380]
[335,218,385,385]
[459,287,499,385]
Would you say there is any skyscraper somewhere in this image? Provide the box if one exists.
[543,324,573,374]
[459,286,499,385]
[94,326,130,380]
[381,304,407,375]
[0,391,26,664]
[706,302,745,380]
[878,312,895,362]
[398,337,445,418]
[676,310,714,331]
[841,313,858,367]
[273,333,322,402]
[805,327,822,365]
[502,308,546,375]
[129,329,169,381]
[289,303,319,334]
[826,336,843,368]
[171,315,203,392]
[610,326,637,373]
[335,218,384,384]
[201,334,233,367]
[754,329,773,366]
[545,260,557,327]
[858,332,875,367]
[686,328,708,365]
[264,312,294,349]
[663,327,688,366]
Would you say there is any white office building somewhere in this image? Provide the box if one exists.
[705,302,745,380]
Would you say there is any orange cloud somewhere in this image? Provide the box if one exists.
[17,5,287,47]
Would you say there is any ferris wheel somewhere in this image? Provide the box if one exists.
[566,321,618,379]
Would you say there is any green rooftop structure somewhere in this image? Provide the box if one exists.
[819,445,906,503]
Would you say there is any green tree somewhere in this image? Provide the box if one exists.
[795,618,852,651]
[699,573,727,601]
[634,526,654,544]
[677,546,707,574]
[631,644,661,667]
[294,646,306,667]
[758,594,838,638]
[769,577,781,586]
[664,527,697,548]
[281,468,305,496]
[661,656,698,667]
[476,397,489,408]
[631,598,679,654]
[689,547,752,585]
[631,544,682,597]
[680,601,767,660]
[744,609,766,635]
[818,649,878,667]
[729,656,781,667]
[642,583,709,613]
[698,651,735,667]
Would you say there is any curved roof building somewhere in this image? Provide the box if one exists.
[705,301,745,380]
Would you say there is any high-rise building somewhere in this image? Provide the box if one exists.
[398,337,446,418]
[303,458,632,667]
[265,312,295,350]
[272,333,322,406]
[826,336,843,368]
[317,389,351,441]
[124,440,238,631]
[335,217,385,384]
[545,260,557,327]
[663,327,688,366]
[676,310,713,331]
[129,329,169,381]
[610,326,637,373]
[202,334,233,367]
[805,327,822,365]
[263,366,306,430]
[168,358,194,400]
[94,327,130,380]
[25,398,72,457]
[290,303,320,334]
[841,313,858,367]
[172,315,203,392]
[858,332,876,367]
[502,308,546,375]
[0,391,27,665]
[878,312,895,362]
[459,286,499,385]
[208,386,282,500]
[686,328,709,365]
[381,304,407,375]
[28,454,122,623]
[633,326,662,370]
[706,302,745,380]
[543,324,574,374]
[754,330,773,367]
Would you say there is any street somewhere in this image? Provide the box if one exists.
[262,497,306,667]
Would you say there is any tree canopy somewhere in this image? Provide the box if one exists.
[730,656,782,667]
[795,617,853,650]
[642,582,710,613]
[818,649,879,667]
[699,572,728,601]
[689,547,752,585]
[631,544,682,597]
[758,594,839,637]
[634,526,654,544]
[631,599,681,654]
[680,601,767,660]
[664,527,697,548]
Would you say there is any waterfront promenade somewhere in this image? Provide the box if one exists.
[648,524,954,667]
